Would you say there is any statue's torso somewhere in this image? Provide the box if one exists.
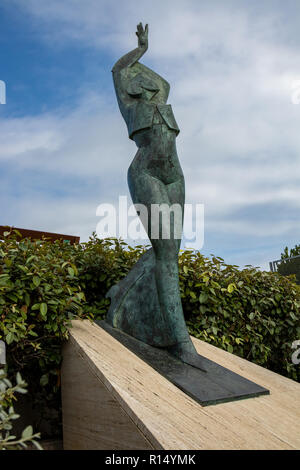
[128,101,180,140]
[114,62,180,140]
[129,124,183,185]
[114,61,183,184]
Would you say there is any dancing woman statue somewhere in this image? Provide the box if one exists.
[107,23,205,369]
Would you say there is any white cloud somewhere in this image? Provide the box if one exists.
[2,0,300,268]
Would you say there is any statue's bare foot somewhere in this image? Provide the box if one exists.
[167,341,207,372]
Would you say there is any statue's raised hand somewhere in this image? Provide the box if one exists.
[136,22,148,50]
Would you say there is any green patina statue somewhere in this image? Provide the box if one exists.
[106,23,206,370]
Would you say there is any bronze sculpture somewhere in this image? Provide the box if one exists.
[106,23,206,370]
[100,23,270,404]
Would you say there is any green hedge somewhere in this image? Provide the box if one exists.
[0,233,147,436]
[278,256,300,285]
[178,250,300,382]
[0,371,42,450]
[0,233,91,436]
[278,244,300,285]
[73,236,147,317]
[0,232,300,437]
[281,244,300,259]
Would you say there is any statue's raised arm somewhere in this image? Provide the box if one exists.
[112,23,149,113]
[112,23,171,139]
[112,22,148,74]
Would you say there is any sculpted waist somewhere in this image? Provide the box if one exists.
[132,123,177,149]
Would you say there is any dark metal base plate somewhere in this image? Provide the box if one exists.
[97,321,270,407]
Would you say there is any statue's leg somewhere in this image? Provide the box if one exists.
[165,176,185,253]
[160,177,205,359]
[128,169,195,350]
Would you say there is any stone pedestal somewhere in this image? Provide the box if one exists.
[61,320,300,450]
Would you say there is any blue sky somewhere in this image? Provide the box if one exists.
[1,0,300,270]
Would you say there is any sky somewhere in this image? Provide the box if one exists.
[1,0,300,270]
